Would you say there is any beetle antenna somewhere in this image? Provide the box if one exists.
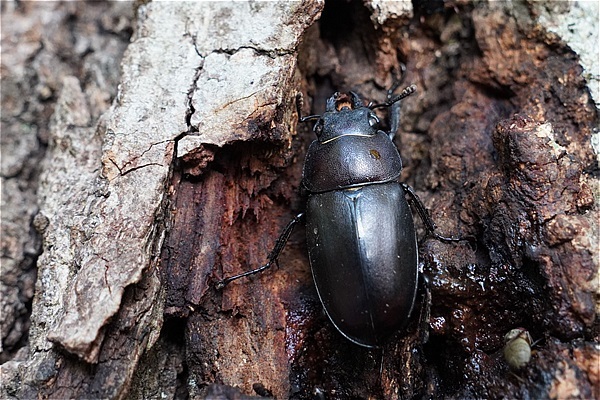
[369,84,417,110]
[296,93,320,123]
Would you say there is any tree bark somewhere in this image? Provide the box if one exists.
[1,1,598,399]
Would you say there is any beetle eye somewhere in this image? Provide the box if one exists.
[314,120,324,135]
[368,114,379,127]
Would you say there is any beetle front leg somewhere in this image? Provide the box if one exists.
[295,93,320,123]
[215,212,305,289]
[401,182,462,242]
[386,64,407,140]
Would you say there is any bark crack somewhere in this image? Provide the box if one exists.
[212,45,295,59]
[107,139,173,178]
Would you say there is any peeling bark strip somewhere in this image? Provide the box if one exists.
[1,1,598,399]
[45,2,201,361]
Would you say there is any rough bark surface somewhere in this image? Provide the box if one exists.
[1,1,598,399]
[2,2,138,398]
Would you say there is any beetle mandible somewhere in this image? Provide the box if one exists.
[217,80,459,348]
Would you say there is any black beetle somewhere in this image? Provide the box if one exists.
[217,81,458,348]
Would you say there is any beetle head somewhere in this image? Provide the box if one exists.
[325,92,364,112]
[313,92,380,143]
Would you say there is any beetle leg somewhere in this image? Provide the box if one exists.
[388,95,400,141]
[387,63,407,140]
[370,84,417,141]
[215,213,305,289]
[385,62,408,97]
[417,273,432,344]
[295,93,320,123]
[401,182,462,242]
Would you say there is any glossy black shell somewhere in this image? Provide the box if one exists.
[301,96,418,347]
[306,183,417,347]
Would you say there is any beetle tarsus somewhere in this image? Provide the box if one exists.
[216,260,275,289]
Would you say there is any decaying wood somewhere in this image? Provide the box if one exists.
[1,1,598,399]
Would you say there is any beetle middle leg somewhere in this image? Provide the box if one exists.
[401,182,462,242]
[215,212,305,289]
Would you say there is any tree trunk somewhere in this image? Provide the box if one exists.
[1,1,598,399]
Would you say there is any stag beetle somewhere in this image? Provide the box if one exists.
[217,80,459,348]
